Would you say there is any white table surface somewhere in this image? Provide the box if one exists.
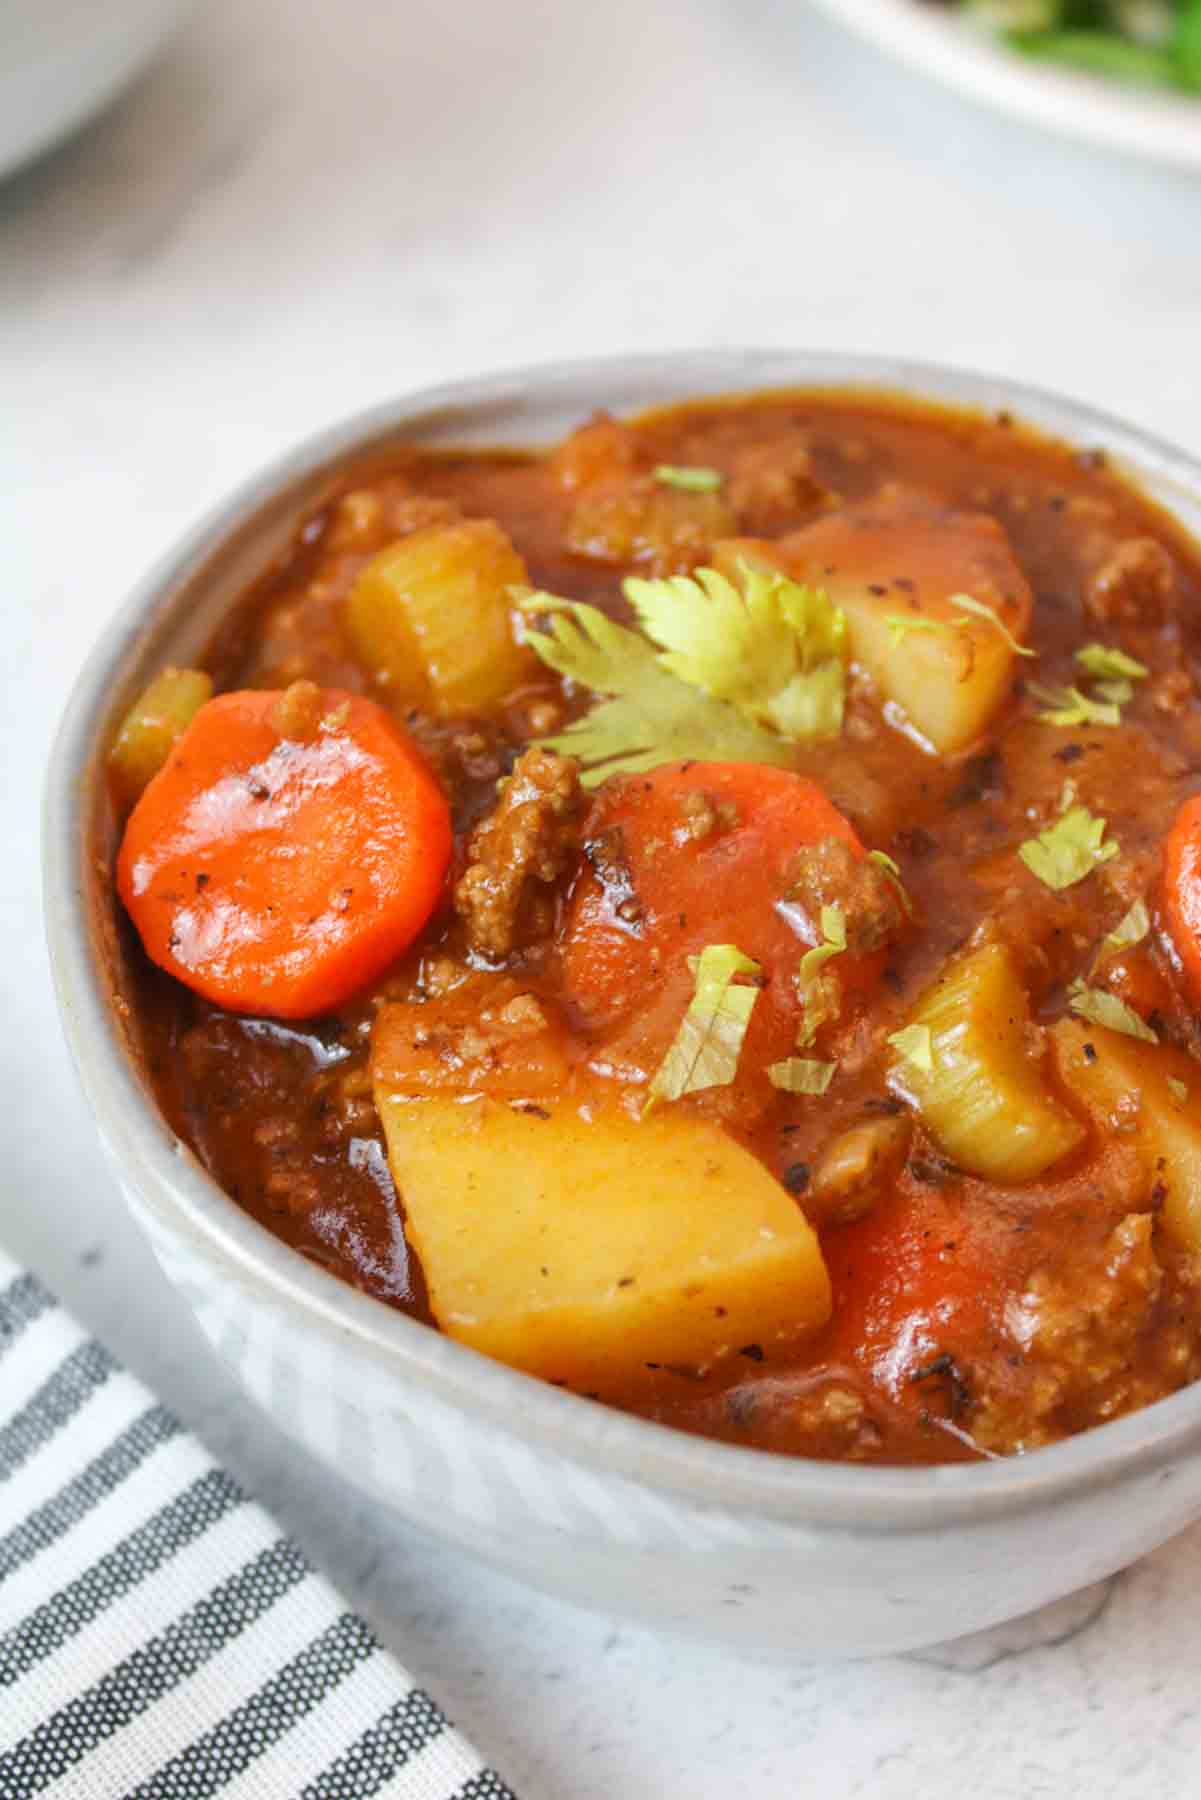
[5,1,1201,1793]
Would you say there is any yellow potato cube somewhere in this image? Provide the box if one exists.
[374,1092,831,1393]
[781,501,1033,754]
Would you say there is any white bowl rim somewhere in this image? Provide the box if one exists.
[43,345,1201,1531]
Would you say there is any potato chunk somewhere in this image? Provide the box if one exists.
[1052,1018,1201,1252]
[373,978,571,1100]
[779,500,1033,753]
[889,942,1084,1182]
[109,666,213,807]
[347,519,534,715]
[374,1093,831,1393]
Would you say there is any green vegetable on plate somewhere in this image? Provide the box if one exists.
[954,0,1201,96]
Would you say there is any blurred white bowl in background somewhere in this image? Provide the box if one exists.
[0,0,189,181]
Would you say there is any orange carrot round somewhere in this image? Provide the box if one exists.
[117,685,452,1018]
[813,1183,1007,1428]
[1164,794,1201,1007]
[560,760,886,1095]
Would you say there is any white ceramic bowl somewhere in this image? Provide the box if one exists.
[44,350,1201,1658]
[0,0,190,181]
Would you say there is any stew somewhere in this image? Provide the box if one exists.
[111,387,1201,1465]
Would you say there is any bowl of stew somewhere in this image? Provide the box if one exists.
[45,350,1201,1656]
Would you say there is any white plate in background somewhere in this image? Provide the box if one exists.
[808,0,1201,167]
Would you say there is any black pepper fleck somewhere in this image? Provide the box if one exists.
[911,1351,973,1421]
[950,749,1005,808]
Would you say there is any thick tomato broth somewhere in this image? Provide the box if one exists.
[123,391,1201,1464]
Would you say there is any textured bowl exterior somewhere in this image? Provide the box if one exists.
[45,350,1201,1657]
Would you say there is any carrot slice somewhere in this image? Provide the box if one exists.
[1164,794,1201,1007]
[117,684,452,1018]
[560,761,892,1104]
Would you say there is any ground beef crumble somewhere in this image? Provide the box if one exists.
[455,746,584,958]
[1086,536,1177,624]
[784,836,905,955]
[970,1214,1201,1453]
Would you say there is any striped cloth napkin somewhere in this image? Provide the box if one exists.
[0,1248,516,1800]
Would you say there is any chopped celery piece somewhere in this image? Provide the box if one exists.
[348,520,533,715]
[645,945,762,1110]
[110,667,213,807]
[888,942,1084,1183]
